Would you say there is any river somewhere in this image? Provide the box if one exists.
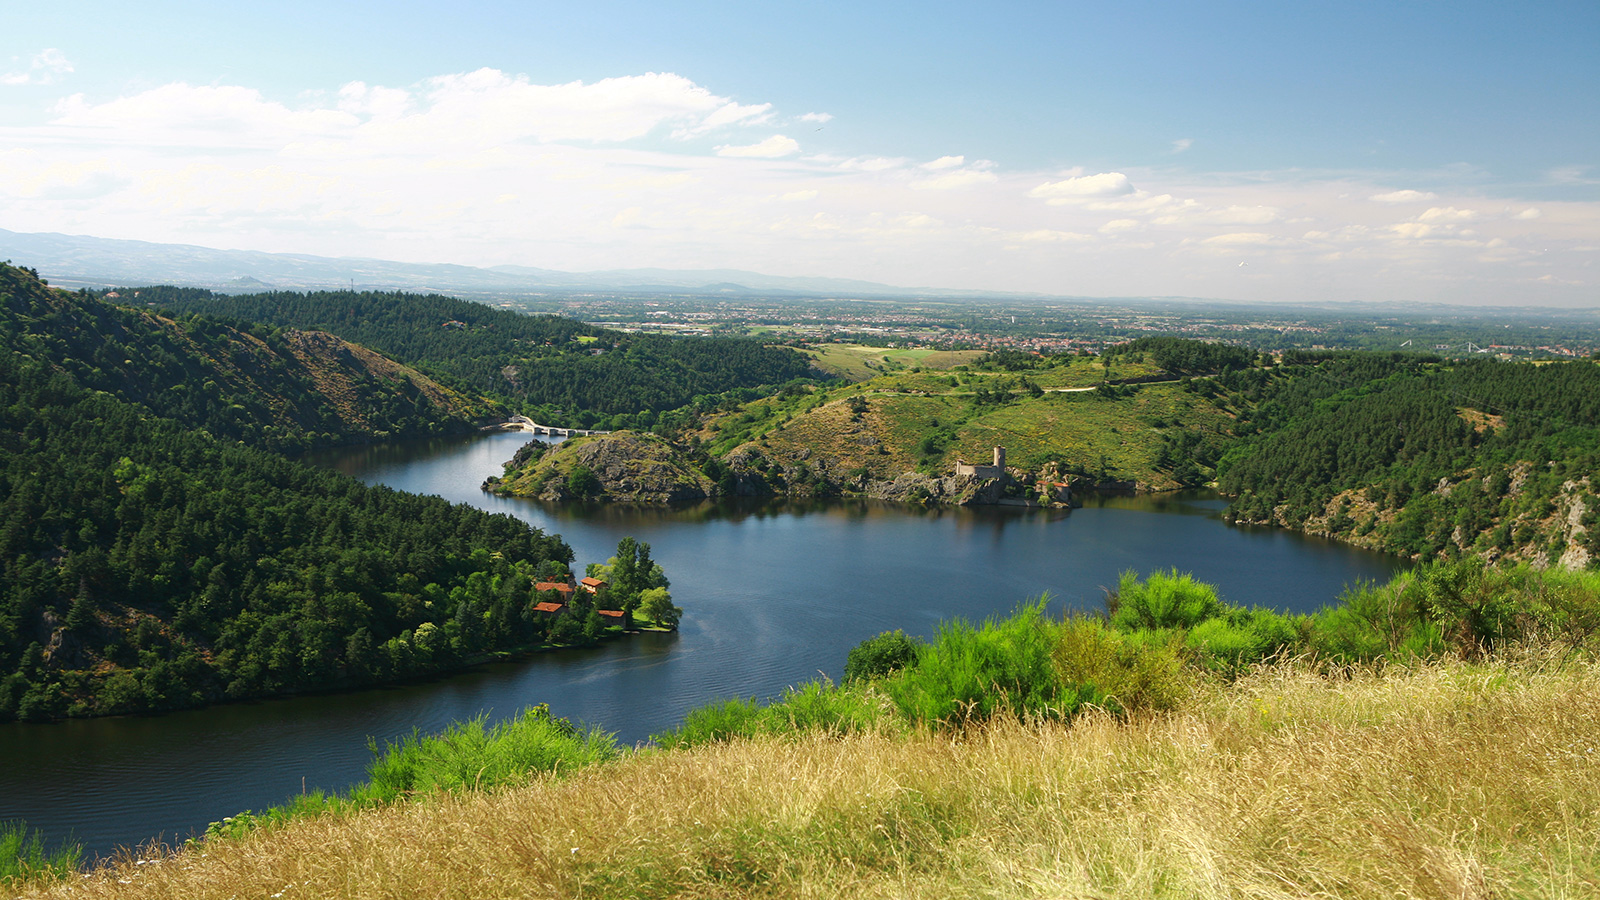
[0,431,1403,860]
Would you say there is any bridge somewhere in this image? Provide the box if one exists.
[502,415,611,438]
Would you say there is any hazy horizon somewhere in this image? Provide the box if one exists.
[3,1,1596,307]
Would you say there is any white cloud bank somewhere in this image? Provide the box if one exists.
[1,68,1596,306]
[1,49,73,86]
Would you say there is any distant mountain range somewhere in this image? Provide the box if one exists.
[0,227,1010,299]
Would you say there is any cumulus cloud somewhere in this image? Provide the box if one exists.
[1,49,73,86]
[1028,172,1135,204]
[715,135,800,158]
[1370,189,1438,203]
[1009,229,1095,243]
[6,65,1597,305]
[831,156,905,172]
[1389,222,1436,239]
[1154,204,1279,225]
[49,69,784,151]
[1417,206,1478,222]
[910,167,997,191]
[799,112,833,123]
[1201,232,1283,246]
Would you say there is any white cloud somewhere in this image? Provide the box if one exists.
[1369,189,1439,203]
[799,112,833,123]
[832,156,905,172]
[1028,172,1135,203]
[1417,206,1478,222]
[910,168,997,191]
[715,134,800,158]
[1201,232,1283,246]
[1154,204,1279,225]
[692,100,774,133]
[6,66,1598,306]
[1,49,73,86]
[1548,166,1599,186]
[1009,229,1095,243]
[1389,222,1436,239]
[1171,138,1193,154]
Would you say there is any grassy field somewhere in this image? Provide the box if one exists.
[802,344,985,380]
[19,653,1599,900]
[704,375,1233,490]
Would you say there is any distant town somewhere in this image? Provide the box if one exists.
[496,293,1600,360]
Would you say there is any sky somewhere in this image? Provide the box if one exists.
[2,0,1597,306]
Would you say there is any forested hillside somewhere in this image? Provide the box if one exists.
[0,264,582,722]
[134,286,822,427]
[0,346,576,722]
[1,267,495,453]
[1218,354,1600,565]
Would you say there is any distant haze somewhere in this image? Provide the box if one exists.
[2,3,1596,306]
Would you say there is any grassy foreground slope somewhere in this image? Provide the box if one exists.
[13,564,1600,899]
[19,660,1599,898]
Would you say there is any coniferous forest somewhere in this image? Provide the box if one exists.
[134,285,823,426]
[0,264,578,722]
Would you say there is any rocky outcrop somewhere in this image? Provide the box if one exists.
[487,432,713,503]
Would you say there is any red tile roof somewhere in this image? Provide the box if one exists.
[532,602,565,614]
[597,609,624,618]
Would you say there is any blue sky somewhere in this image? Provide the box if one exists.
[3,1,1597,305]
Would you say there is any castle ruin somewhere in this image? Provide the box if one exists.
[955,446,1007,479]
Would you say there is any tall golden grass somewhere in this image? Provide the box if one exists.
[16,651,1600,899]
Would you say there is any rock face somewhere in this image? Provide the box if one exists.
[864,472,1006,505]
[488,432,713,503]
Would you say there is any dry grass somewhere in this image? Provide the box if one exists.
[16,655,1600,899]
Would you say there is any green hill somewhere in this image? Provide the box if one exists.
[135,285,824,428]
[1,267,496,453]
[0,263,576,722]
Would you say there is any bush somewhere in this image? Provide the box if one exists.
[844,630,923,682]
[884,600,1079,726]
[1109,569,1223,631]
[653,683,894,749]
[357,705,618,802]
[1053,617,1189,714]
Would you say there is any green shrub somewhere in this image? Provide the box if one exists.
[653,683,894,749]
[1109,569,1223,631]
[1053,617,1189,714]
[1185,608,1299,674]
[357,704,618,802]
[1307,577,1426,663]
[884,600,1075,726]
[0,820,80,884]
[652,697,765,749]
[844,630,923,682]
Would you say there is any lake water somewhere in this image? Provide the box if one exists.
[0,431,1403,860]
